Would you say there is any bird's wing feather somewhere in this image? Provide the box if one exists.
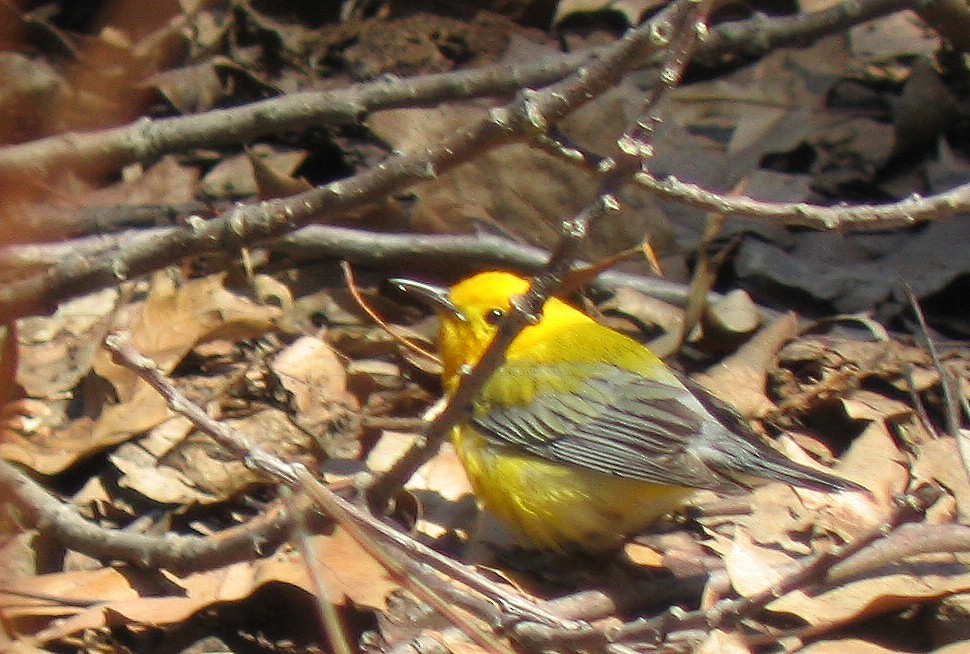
[471,361,719,487]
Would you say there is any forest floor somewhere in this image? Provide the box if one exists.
[1,1,970,653]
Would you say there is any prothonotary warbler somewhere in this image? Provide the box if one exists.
[391,271,864,552]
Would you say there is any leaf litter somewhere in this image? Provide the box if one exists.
[1,2,970,653]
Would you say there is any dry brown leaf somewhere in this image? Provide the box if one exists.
[653,529,717,578]
[409,443,478,543]
[0,530,39,588]
[737,420,899,551]
[15,288,118,401]
[72,472,121,521]
[0,407,163,476]
[145,60,222,114]
[623,541,665,567]
[369,103,587,239]
[717,514,970,631]
[841,391,913,423]
[247,144,312,199]
[818,420,906,533]
[77,156,199,211]
[109,417,214,505]
[0,527,393,647]
[769,552,970,628]
[599,287,685,340]
[367,431,476,543]
[722,530,792,597]
[161,528,393,612]
[694,312,800,418]
[912,437,970,524]
[838,399,912,496]
[891,58,956,158]
[200,145,307,199]
[849,11,940,62]
[695,629,753,654]
[0,411,61,472]
[367,98,672,266]
[0,566,141,621]
[735,485,814,555]
[0,383,173,474]
[276,527,395,610]
[271,335,360,458]
[95,272,279,400]
[89,384,174,449]
[703,289,760,338]
[0,53,67,145]
[133,409,320,503]
[799,639,904,654]
[668,54,816,155]
[552,0,668,25]
[3,272,279,475]
[713,426,886,557]
[274,336,349,402]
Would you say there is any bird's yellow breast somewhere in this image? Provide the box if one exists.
[451,424,692,552]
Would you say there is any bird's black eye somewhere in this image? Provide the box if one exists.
[484,308,505,325]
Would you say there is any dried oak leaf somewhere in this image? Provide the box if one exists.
[2,272,279,475]
[0,527,392,647]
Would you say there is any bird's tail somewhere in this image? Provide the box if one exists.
[683,374,866,494]
[700,420,867,494]
[720,444,866,493]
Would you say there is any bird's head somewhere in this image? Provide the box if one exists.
[390,271,577,390]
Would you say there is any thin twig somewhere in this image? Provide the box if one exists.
[282,487,354,654]
[901,283,970,521]
[340,260,440,365]
[633,171,970,232]
[291,467,514,654]
[694,0,913,66]
[0,54,588,180]
[828,521,970,582]
[903,363,940,441]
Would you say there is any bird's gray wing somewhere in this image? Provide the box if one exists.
[470,361,719,487]
[472,360,864,493]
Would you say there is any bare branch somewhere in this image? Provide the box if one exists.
[634,171,970,232]
[695,0,914,66]
[0,220,740,326]
[0,55,587,180]
[0,457,293,573]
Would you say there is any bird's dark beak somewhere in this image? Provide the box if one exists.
[388,278,467,322]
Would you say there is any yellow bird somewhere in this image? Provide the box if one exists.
[391,271,863,552]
